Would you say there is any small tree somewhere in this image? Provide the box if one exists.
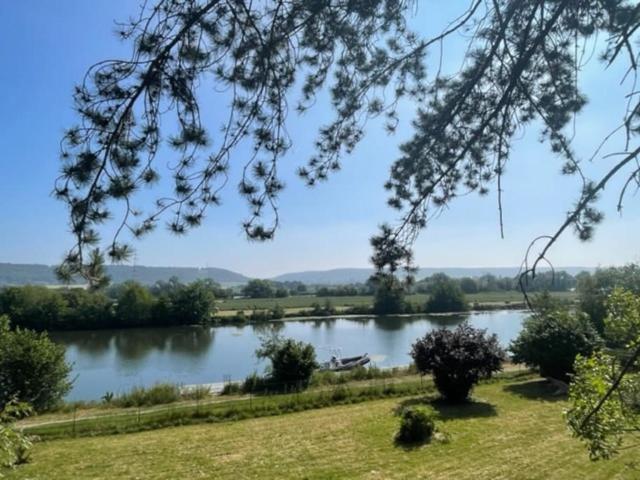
[0,316,72,412]
[371,273,405,315]
[411,322,504,402]
[0,400,33,468]
[256,335,318,389]
[424,276,468,313]
[242,280,276,299]
[510,310,603,383]
[114,281,154,327]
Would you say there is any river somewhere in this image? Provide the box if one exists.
[50,309,528,400]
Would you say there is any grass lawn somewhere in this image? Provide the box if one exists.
[6,376,636,479]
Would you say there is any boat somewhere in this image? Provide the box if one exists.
[320,353,370,371]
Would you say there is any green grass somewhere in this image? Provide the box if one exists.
[216,291,577,313]
[6,375,636,479]
[22,376,433,440]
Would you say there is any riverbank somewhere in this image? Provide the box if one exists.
[51,310,529,401]
[211,291,576,324]
[7,373,634,480]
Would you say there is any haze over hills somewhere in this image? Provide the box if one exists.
[272,266,595,284]
[0,263,596,287]
[0,263,250,286]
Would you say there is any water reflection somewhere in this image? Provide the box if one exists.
[53,310,526,401]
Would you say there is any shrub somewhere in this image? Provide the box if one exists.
[395,406,436,444]
[181,385,212,401]
[220,383,242,396]
[0,316,72,412]
[113,383,181,407]
[424,276,468,313]
[256,335,319,389]
[510,310,603,382]
[411,322,505,402]
[0,400,33,468]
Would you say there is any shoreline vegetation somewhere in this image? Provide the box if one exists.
[19,366,527,440]
[0,280,577,331]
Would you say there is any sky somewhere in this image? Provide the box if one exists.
[0,1,638,278]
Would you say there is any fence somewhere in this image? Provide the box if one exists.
[26,376,433,440]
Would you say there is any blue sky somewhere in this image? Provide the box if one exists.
[0,1,638,278]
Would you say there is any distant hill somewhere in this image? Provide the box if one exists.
[0,263,249,286]
[272,266,595,285]
[0,262,595,287]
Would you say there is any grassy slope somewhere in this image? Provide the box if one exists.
[216,291,576,312]
[7,377,635,480]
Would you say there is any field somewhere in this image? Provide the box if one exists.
[215,291,577,313]
[6,375,636,480]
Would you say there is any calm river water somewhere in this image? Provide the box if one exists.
[50,310,527,400]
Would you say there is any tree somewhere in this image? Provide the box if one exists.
[169,280,216,324]
[242,280,276,299]
[256,335,318,389]
[114,281,154,327]
[411,322,505,402]
[510,310,603,382]
[57,0,640,456]
[424,275,468,313]
[576,265,640,333]
[459,277,479,294]
[57,1,640,284]
[0,286,67,331]
[371,273,406,315]
[566,289,640,459]
[0,316,72,412]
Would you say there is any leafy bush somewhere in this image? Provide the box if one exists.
[510,310,603,382]
[424,276,468,313]
[411,322,504,402]
[395,406,436,444]
[256,336,319,389]
[0,400,33,468]
[0,316,72,412]
[113,383,181,407]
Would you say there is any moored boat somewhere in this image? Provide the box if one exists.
[321,353,370,371]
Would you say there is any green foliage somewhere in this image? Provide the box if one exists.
[395,406,436,445]
[510,310,603,382]
[604,288,640,349]
[0,278,220,330]
[576,265,640,333]
[168,280,216,325]
[0,400,33,468]
[0,286,67,330]
[242,280,276,299]
[371,273,406,315]
[114,281,154,327]
[256,336,319,388]
[112,383,181,408]
[0,316,72,412]
[411,322,504,402]
[566,352,638,460]
[424,275,468,313]
[566,289,640,460]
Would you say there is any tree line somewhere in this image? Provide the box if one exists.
[0,278,228,331]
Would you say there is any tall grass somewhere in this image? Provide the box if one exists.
[112,383,181,408]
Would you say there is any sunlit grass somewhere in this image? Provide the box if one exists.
[6,374,636,480]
